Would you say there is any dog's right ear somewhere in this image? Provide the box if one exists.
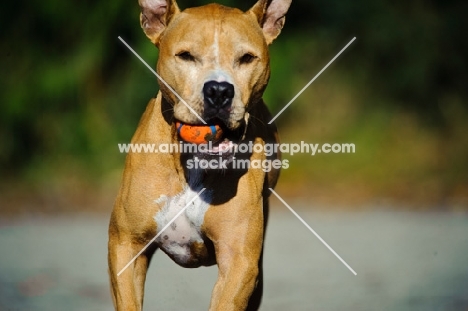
[139,0,180,46]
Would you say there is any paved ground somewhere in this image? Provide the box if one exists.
[1,207,468,311]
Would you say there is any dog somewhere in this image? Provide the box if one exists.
[108,0,291,310]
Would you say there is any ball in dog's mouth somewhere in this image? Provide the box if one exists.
[175,121,223,145]
[175,121,238,161]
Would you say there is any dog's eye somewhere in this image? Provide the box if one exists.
[176,51,195,62]
[239,53,256,65]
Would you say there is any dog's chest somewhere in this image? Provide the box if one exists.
[154,186,211,265]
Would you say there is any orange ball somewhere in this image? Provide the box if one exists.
[176,122,223,144]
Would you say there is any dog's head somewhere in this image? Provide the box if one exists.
[138,0,291,131]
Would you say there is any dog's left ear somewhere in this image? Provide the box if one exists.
[139,0,180,46]
[248,0,292,45]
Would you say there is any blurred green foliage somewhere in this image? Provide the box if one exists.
[1,0,467,205]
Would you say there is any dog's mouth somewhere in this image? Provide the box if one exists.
[175,117,247,164]
[202,139,237,160]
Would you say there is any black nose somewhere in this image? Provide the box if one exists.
[203,81,234,108]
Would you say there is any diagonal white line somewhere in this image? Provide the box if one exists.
[268,37,356,124]
[269,188,357,276]
[118,36,207,124]
[117,188,206,277]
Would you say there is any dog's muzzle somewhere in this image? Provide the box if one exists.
[203,81,234,121]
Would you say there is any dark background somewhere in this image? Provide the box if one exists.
[1,0,468,213]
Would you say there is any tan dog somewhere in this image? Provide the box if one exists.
[108,0,291,310]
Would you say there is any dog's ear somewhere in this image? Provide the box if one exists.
[248,0,292,45]
[139,0,180,45]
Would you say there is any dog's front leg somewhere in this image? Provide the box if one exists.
[211,239,263,310]
[108,225,155,311]
[206,201,264,311]
[204,143,266,311]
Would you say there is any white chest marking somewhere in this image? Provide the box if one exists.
[154,186,211,262]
